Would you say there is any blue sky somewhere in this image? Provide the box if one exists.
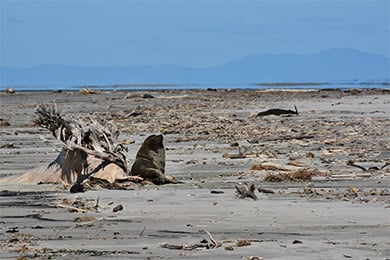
[1,0,389,68]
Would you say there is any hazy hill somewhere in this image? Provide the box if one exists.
[1,48,389,88]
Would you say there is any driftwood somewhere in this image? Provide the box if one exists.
[347,160,390,171]
[223,135,246,159]
[160,229,266,252]
[329,173,372,179]
[160,229,221,251]
[235,182,258,200]
[256,105,298,117]
[11,104,130,186]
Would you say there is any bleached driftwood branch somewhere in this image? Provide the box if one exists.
[32,103,130,184]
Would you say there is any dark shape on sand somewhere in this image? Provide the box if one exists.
[70,183,85,193]
[142,93,154,99]
[130,134,181,185]
[257,188,275,194]
[256,105,298,117]
[112,204,124,212]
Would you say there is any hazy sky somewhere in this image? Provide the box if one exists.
[1,0,389,68]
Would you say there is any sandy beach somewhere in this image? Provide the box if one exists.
[1,88,389,259]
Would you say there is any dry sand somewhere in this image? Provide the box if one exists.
[0,88,389,259]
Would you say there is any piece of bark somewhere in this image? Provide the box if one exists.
[235,183,258,200]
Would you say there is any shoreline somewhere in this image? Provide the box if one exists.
[2,80,389,92]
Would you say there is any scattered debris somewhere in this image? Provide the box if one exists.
[251,163,287,171]
[160,229,266,252]
[56,197,100,213]
[73,216,97,222]
[296,183,390,203]
[223,152,246,159]
[289,169,314,181]
[236,240,251,247]
[264,169,314,182]
[160,229,220,251]
[13,247,140,257]
[263,173,288,182]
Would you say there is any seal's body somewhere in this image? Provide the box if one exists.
[130,134,166,184]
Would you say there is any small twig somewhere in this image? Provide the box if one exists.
[56,204,88,213]
[160,242,209,250]
[230,135,242,155]
[139,227,146,237]
[330,173,372,179]
[200,229,221,248]
[94,197,100,210]
[347,160,367,171]
[380,162,390,169]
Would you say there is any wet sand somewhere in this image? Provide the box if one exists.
[1,88,389,259]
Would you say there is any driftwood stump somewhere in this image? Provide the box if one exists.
[10,104,130,185]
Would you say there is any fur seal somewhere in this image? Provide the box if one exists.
[130,134,175,184]
[256,105,298,117]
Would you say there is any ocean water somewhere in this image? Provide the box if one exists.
[1,81,389,92]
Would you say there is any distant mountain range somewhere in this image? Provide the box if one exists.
[1,48,389,89]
